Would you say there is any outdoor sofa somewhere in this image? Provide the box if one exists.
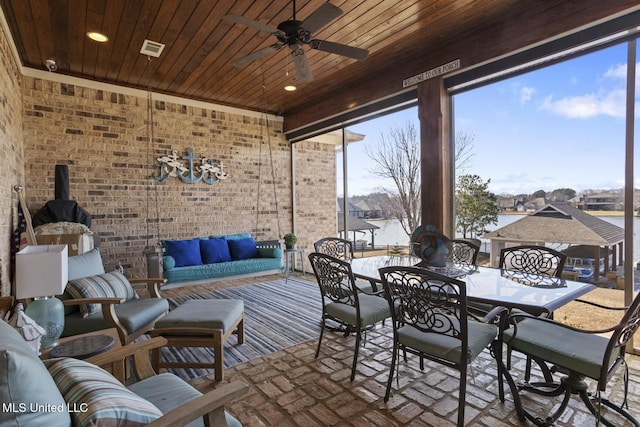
[162,233,283,283]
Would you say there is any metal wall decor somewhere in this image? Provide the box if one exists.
[153,147,229,184]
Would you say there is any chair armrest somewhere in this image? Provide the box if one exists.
[62,297,125,306]
[129,278,167,298]
[479,305,509,324]
[146,381,249,427]
[85,337,168,383]
[508,310,618,335]
[573,298,628,311]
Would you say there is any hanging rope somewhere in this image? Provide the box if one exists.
[145,56,161,248]
[255,84,282,239]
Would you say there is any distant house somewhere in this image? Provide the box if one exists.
[579,192,623,211]
[523,197,547,211]
[337,195,392,219]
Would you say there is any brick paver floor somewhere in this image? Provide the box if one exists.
[168,273,640,426]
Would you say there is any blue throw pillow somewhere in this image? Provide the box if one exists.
[228,237,259,260]
[200,237,232,263]
[164,238,202,267]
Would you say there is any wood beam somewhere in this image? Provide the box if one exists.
[418,78,452,234]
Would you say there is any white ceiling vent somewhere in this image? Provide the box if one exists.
[140,39,165,57]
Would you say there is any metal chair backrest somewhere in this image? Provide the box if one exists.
[450,239,480,265]
[313,237,355,262]
[499,245,566,278]
[379,266,468,354]
[602,291,640,386]
[308,252,359,307]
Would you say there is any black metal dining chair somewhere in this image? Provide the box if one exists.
[379,266,506,427]
[313,237,377,292]
[499,245,567,278]
[313,237,355,261]
[308,252,391,381]
[499,245,568,381]
[450,239,480,265]
[501,292,640,426]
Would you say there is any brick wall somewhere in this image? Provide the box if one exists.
[293,140,338,259]
[20,78,296,279]
[0,23,336,291]
[0,21,24,296]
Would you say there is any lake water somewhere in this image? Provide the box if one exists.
[359,215,639,264]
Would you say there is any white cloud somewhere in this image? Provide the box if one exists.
[539,89,626,118]
[539,62,640,119]
[520,86,535,104]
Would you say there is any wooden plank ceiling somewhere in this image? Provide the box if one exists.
[1,0,639,132]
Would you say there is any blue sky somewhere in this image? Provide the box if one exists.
[344,42,640,197]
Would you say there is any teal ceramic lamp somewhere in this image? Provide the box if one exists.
[16,244,68,349]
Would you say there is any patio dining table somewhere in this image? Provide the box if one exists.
[350,255,596,316]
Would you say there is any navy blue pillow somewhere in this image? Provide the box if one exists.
[200,237,232,264]
[164,238,202,267]
[228,237,259,260]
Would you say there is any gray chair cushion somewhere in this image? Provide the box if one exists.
[399,317,497,364]
[0,320,71,427]
[63,298,169,337]
[112,298,169,333]
[155,299,243,333]
[128,372,242,427]
[325,294,390,326]
[503,318,613,380]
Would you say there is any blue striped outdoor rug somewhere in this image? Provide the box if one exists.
[160,277,322,380]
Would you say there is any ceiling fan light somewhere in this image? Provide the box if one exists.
[87,32,108,42]
[284,84,297,91]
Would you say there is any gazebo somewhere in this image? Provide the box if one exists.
[337,216,380,250]
[482,202,625,283]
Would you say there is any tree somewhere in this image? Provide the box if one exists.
[548,188,577,201]
[365,123,477,239]
[454,131,475,174]
[531,189,546,199]
[365,121,421,237]
[455,174,499,238]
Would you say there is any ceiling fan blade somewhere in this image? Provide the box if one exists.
[222,14,284,37]
[232,44,283,67]
[301,2,343,34]
[309,39,369,60]
[291,48,313,83]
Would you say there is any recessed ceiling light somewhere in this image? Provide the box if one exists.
[87,32,108,42]
[284,85,297,91]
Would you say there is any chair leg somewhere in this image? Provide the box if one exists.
[384,343,398,402]
[350,329,362,381]
[315,317,326,359]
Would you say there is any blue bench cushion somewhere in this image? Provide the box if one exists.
[164,238,203,267]
[156,299,243,333]
[228,237,259,260]
[200,237,231,264]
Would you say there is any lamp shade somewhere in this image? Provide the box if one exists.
[16,245,68,299]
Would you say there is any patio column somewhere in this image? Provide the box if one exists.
[418,77,453,235]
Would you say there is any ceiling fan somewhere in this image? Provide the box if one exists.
[223,1,369,83]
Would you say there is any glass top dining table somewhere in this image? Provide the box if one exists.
[349,255,596,316]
